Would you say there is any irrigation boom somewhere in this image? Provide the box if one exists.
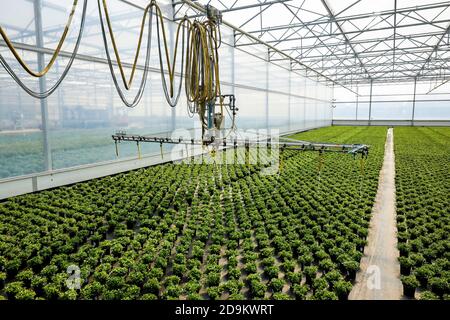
[112,132,369,158]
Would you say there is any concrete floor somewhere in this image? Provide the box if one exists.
[349,128,403,300]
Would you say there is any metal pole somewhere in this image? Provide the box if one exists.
[231,31,236,96]
[303,79,307,129]
[368,80,373,126]
[288,64,292,131]
[110,82,115,122]
[314,78,318,127]
[34,0,52,171]
[265,50,270,130]
[412,77,417,126]
[356,86,359,120]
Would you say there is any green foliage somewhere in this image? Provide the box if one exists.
[165,285,182,299]
[0,126,388,300]
[269,278,285,293]
[304,266,318,283]
[401,275,419,297]
[419,291,439,300]
[272,293,291,300]
[207,286,220,300]
[292,284,308,300]
[333,280,352,300]
[143,278,160,295]
[395,127,450,299]
[206,272,221,287]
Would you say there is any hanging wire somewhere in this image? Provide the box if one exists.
[97,0,153,108]
[2,0,230,137]
[0,0,88,99]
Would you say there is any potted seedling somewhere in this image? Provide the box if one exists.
[398,256,414,276]
[333,280,353,300]
[401,275,419,298]
[304,266,318,284]
[342,260,360,280]
[0,272,6,290]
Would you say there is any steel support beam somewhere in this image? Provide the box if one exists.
[176,0,358,95]
[412,77,417,125]
[265,50,270,130]
[368,80,373,126]
[356,86,359,121]
[33,0,52,171]
[242,1,450,34]
[288,63,292,130]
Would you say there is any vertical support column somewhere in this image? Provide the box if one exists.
[18,85,23,130]
[110,83,115,121]
[231,31,236,96]
[303,78,307,130]
[34,0,52,171]
[355,86,359,121]
[229,31,235,136]
[314,76,318,128]
[331,83,335,125]
[287,63,292,131]
[412,77,417,126]
[368,79,373,126]
[265,49,270,131]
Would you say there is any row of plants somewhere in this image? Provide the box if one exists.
[0,126,386,299]
[395,127,450,300]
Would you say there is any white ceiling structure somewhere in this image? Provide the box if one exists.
[173,0,450,87]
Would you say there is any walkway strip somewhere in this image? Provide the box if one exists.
[349,127,403,300]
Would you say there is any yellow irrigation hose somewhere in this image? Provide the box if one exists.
[100,0,221,102]
[2,0,226,137]
[101,0,152,90]
[0,0,79,77]
[100,0,223,135]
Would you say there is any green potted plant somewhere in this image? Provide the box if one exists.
[304,266,318,284]
[5,281,24,300]
[292,283,308,300]
[401,275,419,298]
[342,260,359,280]
[273,292,291,300]
[429,277,449,297]
[0,272,6,290]
[333,280,353,300]
[398,256,414,275]
[419,291,439,300]
[207,286,220,300]
[414,265,435,287]
[269,278,285,293]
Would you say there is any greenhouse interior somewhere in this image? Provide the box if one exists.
[0,0,449,305]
